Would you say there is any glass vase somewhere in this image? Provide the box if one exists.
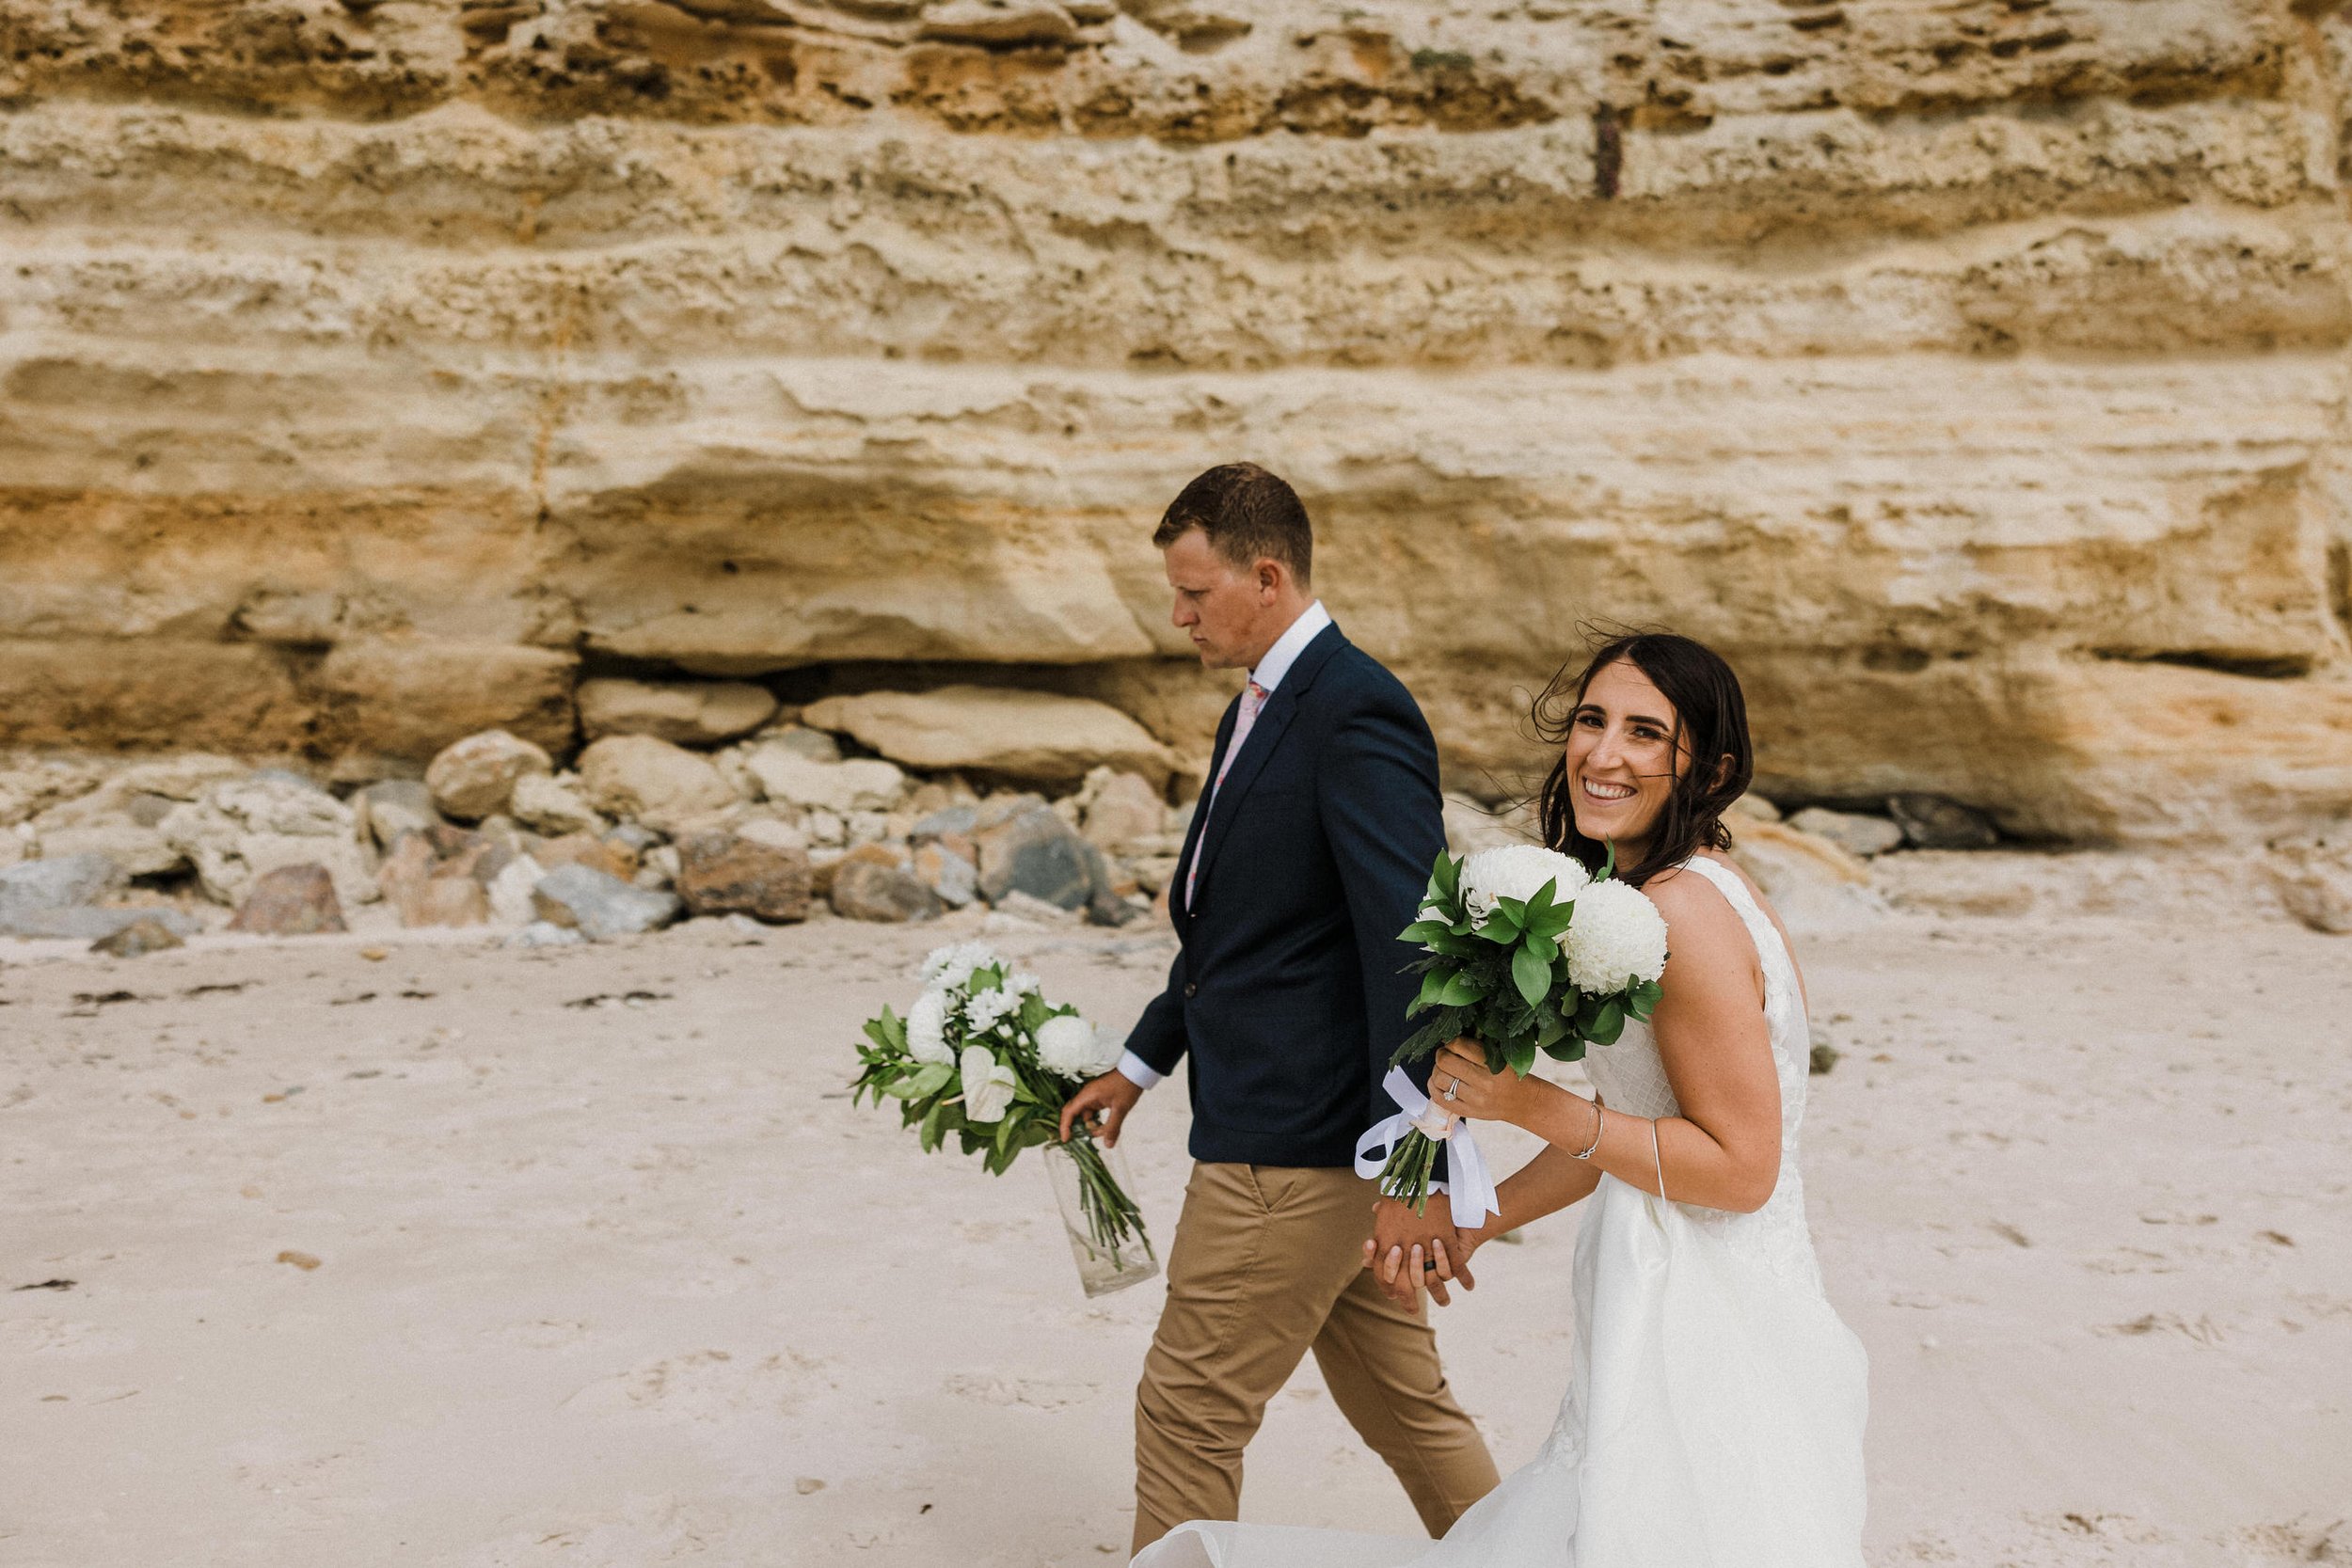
[1042,1137,1158,1297]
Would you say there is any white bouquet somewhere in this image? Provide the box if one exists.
[1359,844,1670,1219]
[851,943,1152,1292]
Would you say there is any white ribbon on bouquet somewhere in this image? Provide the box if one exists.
[1354,1066,1501,1232]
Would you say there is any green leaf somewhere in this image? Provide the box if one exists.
[1410,968,1454,1015]
[1534,1006,1569,1051]
[1586,1000,1626,1046]
[1541,1038,1588,1064]
[1503,1037,1537,1078]
[908,1061,954,1098]
[1399,919,1454,948]
[1510,942,1552,1008]
[1598,840,1618,882]
[918,1099,949,1152]
[1432,849,1462,904]
[1437,971,1485,1008]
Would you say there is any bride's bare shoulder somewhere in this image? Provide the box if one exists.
[1637,861,1750,950]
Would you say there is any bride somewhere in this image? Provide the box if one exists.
[1135,631,1869,1567]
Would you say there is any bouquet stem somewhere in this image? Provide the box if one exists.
[1377,1128,1444,1215]
[1045,1134,1158,1297]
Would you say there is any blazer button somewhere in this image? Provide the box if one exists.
[1184,982,1198,998]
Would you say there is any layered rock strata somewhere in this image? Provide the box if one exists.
[3,0,2350,843]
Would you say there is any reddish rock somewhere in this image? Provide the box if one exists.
[229,863,347,936]
[675,826,812,923]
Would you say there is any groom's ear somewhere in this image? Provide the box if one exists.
[1255,556,1286,599]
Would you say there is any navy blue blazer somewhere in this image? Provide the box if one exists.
[1124,622,1445,1168]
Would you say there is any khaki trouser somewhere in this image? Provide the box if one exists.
[1132,1162,1501,1553]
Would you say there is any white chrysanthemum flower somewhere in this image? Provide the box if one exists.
[1460,846,1590,927]
[1560,878,1671,994]
[906,987,954,1065]
[959,1044,1018,1123]
[1035,1013,1101,1080]
[1005,969,1041,997]
[920,941,1004,994]
[963,984,1022,1036]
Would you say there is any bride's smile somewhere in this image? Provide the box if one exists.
[1564,657,1689,857]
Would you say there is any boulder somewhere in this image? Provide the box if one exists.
[486,855,547,927]
[91,916,185,958]
[1078,768,1167,854]
[1788,807,1906,858]
[1726,818,1886,932]
[911,803,980,842]
[0,853,125,936]
[1887,794,1999,850]
[1727,794,1783,823]
[2269,826,2352,934]
[974,801,1114,913]
[160,775,375,911]
[675,821,812,923]
[28,754,246,877]
[534,831,637,882]
[759,725,841,764]
[577,736,738,831]
[1442,794,1537,855]
[832,857,944,923]
[532,863,682,940]
[918,0,1080,47]
[578,678,779,745]
[377,830,510,927]
[228,863,347,936]
[356,779,442,851]
[743,744,907,815]
[509,772,606,837]
[802,687,1173,787]
[424,731,552,820]
[912,842,979,908]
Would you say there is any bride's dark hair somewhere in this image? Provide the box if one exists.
[1533,629,1755,888]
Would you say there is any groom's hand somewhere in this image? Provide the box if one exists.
[1058,1070,1144,1148]
[1366,1196,1478,1308]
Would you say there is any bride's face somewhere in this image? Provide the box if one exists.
[1564,658,1687,850]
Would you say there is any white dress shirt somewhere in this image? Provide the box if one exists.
[1119,600,1333,1091]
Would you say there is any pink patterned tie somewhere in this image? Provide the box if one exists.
[1185,679,1267,911]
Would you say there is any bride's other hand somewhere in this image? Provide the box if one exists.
[1428,1038,1547,1127]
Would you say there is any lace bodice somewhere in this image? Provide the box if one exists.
[1581,855,1825,1291]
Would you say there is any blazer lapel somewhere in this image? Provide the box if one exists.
[1186,624,1346,909]
[1171,693,1239,942]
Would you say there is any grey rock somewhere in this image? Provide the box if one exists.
[974,803,1113,912]
[0,854,125,929]
[1788,807,1905,858]
[764,725,842,764]
[506,920,586,949]
[606,822,665,855]
[831,859,944,924]
[92,917,186,958]
[532,863,682,941]
[358,779,442,851]
[912,842,979,908]
[1886,794,1998,850]
[911,804,980,841]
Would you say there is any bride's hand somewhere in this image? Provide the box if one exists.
[1428,1037,1543,1127]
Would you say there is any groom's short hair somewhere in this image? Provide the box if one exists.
[1154,463,1313,585]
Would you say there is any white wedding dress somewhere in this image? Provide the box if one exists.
[1134,855,1868,1568]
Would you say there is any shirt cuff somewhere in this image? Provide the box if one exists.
[1116,1051,1166,1090]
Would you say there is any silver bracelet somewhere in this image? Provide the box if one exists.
[1570,1098,1605,1160]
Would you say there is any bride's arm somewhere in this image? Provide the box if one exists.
[1435,871,1785,1214]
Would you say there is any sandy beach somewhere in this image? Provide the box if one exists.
[3,905,2347,1567]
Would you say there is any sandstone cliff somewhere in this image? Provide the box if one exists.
[4,0,2349,843]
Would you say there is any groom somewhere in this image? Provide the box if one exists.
[1059,463,1500,1553]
